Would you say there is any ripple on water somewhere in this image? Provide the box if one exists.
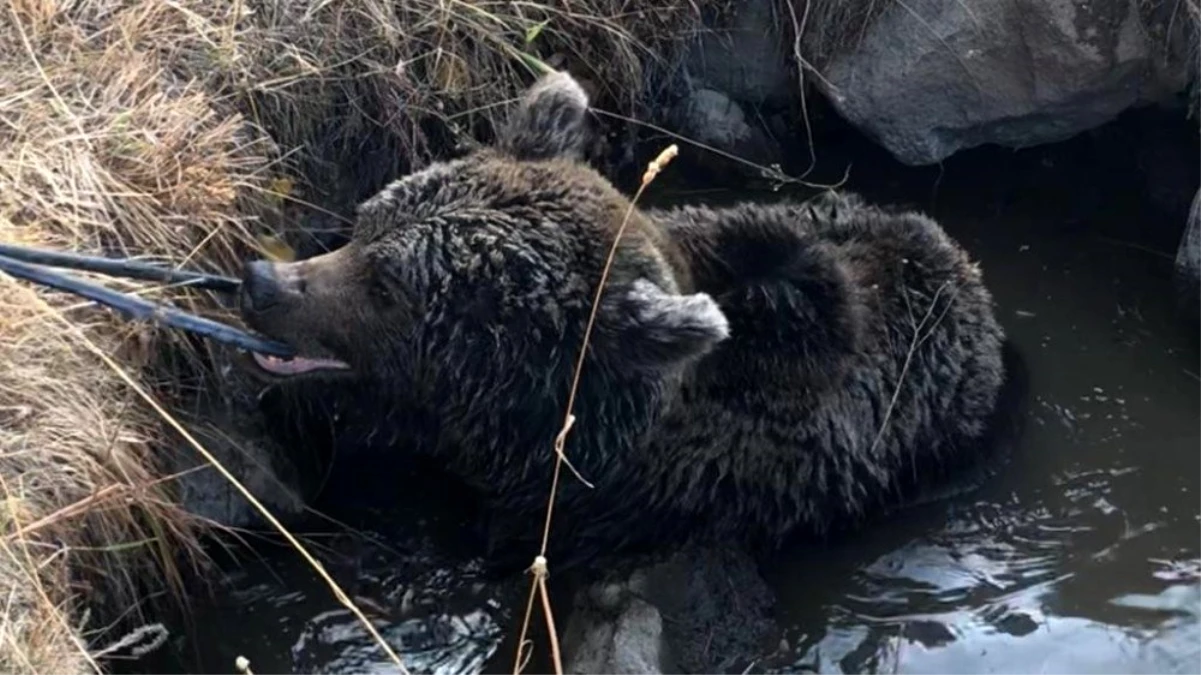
[280,541,510,675]
[290,606,502,675]
[756,189,1199,674]
[147,525,514,675]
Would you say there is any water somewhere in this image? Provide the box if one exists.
[138,118,1199,674]
[143,457,523,675]
[755,187,1201,674]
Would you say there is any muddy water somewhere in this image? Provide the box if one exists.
[140,127,1199,674]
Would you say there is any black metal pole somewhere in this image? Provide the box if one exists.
[0,254,295,358]
[0,243,241,293]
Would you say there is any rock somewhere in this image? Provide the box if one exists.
[562,585,673,675]
[1175,189,1200,325]
[683,0,792,108]
[167,352,309,528]
[819,0,1194,165]
[666,0,801,179]
[671,88,781,177]
[171,411,307,529]
[562,544,776,674]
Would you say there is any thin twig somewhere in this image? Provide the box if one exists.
[868,279,957,456]
[513,144,679,675]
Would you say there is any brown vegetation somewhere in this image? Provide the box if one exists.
[0,0,709,671]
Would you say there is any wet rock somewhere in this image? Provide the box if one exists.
[167,355,309,528]
[171,417,306,528]
[671,87,781,177]
[664,0,799,179]
[819,0,1194,165]
[562,544,776,674]
[562,585,673,674]
[683,0,791,108]
[1175,189,1200,325]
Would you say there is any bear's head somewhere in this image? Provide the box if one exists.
[237,71,730,425]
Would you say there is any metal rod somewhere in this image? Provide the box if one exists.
[0,254,295,358]
[0,243,241,293]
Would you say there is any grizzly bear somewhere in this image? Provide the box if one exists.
[238,71,1010,573]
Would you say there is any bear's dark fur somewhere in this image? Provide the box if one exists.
[238,71,1009,572]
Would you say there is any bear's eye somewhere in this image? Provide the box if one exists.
[368,274,396,307]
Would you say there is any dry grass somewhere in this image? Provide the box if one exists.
[0,0,278,670]
[0,0,710,672]
[212,0,707,221]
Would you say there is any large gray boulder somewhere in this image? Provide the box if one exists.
[818,0,1194,165]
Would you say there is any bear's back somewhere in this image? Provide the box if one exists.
[639,193,1007,548]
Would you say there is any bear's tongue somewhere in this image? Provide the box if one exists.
[252,352,350,375]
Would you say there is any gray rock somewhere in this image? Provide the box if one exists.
[562,585,673,675]
[562,544,776,674]
[167,352,309,528]
[684,0,792,108]
[171,417,306,529]
[671,88,781,175]
[819,0,1194,165]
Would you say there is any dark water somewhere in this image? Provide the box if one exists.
[141,457,522,675]
[753,180,1201,675]
[137,115,1199,675]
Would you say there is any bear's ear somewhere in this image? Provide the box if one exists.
[498,70,589,161]
[597,279,730,371]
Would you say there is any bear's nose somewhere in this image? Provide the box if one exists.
[241,260,282,312]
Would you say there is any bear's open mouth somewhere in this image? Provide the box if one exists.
[249,352,351,377]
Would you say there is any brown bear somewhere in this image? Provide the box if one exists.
[237,71,1010,573]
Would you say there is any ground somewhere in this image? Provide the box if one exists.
[238,70,1010,574]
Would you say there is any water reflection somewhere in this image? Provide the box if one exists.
[755,180,1199,675]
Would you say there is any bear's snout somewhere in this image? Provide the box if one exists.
[241,260,283,313]
[241,259,306,316]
